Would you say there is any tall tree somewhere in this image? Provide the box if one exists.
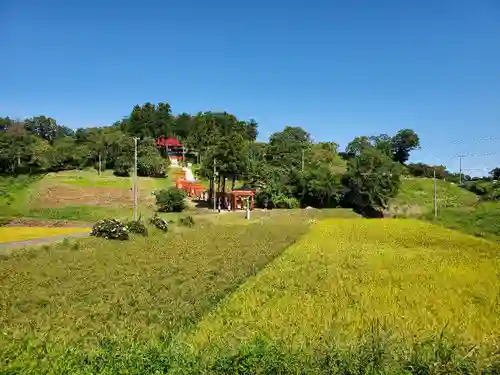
[267,126,312,170]
[391,129,420,164]
[24,116,59,143]
[342,147,402,216]
[490,167,500,180]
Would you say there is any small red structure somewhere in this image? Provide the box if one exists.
[230,190,255,211]
[176,179,206,199]
[156,137,184,164]
[156,137,182,147]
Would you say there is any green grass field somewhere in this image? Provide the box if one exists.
[179,219,500,373]
[0,170,173,222]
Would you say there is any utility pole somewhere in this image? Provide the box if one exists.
[301,149,305,171]
[98,153,101,176]
[433,168,437,218]
[459,155,463,185]
[213,158,217,212]
[133,137,138,221]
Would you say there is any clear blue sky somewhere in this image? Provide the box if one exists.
[1,0,499,175]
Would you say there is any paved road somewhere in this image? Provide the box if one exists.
[0,232,90,253]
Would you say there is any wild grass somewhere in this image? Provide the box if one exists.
[0,227,89,243]
[391,178,500,241]
[392,178,477,214]
[425,201,500,241]
[182,219,500,372]
[0,174,42,216]
[0,210,330,374]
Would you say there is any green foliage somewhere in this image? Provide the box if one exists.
[149,214,169,231]
[155,187,187,212]
[490,167,500,180]
[90,218,129,240]
[23,116,60,143]
[406,162,465,182]
[463,180,500,202]
[178,215,195,227]
[391,128,420,164]
[136,138,168,177]
[343,148,402,215]
[125,218,148,236]
[344,130,420,165]
[272,194,300,209]
[113,155,132,177]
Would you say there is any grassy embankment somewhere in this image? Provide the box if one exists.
[0,170,173,222]
[0,209,357,374]
[393,178,500,240]
[179,219,500,373]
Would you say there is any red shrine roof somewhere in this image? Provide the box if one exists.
[156,137,182,147]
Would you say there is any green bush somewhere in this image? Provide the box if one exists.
[156,188,187,212]
[90,219,129,240]
[113,156,132,177]
[149,214,168,232]
[125,218,148,236]
[137,154,167,177]
[272,194,300,209]
[179,215,195,227]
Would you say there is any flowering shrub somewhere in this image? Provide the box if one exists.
[91,219,129,240]
[149,214,168,232]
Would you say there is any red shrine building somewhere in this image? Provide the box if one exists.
[155,137,185,166]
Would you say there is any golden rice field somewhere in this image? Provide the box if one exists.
[0,227,90,243]
[183,219,500,371]
[2,214,500,374]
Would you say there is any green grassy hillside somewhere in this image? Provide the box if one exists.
[0,170,173,221]
[391,177,478,214]
[180,219,500,373]
[391,178,500,241]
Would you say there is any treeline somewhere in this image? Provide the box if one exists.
[1,101,426,215]
[405,163,468,183]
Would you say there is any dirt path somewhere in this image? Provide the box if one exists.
[0,232,90,253]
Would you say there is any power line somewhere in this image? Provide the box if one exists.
[456,151,498,158]
[451,135,500,145]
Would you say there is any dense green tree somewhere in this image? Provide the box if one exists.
[267,126,312,170]
[137,138,168,177]
[345,136,373,158]
[490,167,500,180]
[24,116,60,143]
[391,129,420,164]
[342,147,402,216]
